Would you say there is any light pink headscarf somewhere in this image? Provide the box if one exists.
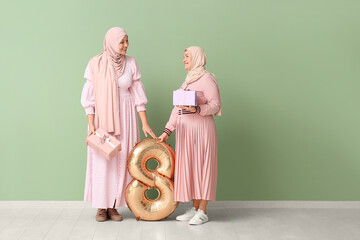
[183,46,222,116]
[89,27,127,135]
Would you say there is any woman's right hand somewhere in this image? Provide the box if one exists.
[86,125,95,146]
[158,132,169,142]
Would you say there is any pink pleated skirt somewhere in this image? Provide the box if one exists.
[174,113,218,202]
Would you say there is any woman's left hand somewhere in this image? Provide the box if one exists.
[177,105,196,112]
[142,123,156,138]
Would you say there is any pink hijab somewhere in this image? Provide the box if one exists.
[184,46,222,116]
[89,27,127,135]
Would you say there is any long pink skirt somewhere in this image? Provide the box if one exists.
[174,113,218,202]
[84,91,139,209]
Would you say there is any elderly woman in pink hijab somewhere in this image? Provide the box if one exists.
[81,27,156,222]
[158,46,221,225]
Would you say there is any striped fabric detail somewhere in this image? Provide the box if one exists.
[178,109,194,115]
[164,128,172,136]
[178,106,201,115]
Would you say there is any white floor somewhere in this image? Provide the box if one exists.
[0,202,359,240]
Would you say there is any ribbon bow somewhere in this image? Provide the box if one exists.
[99,134,109,144]
[96,132,116,149]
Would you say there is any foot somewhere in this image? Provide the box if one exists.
[96,209,107,222]
[107,208,123,221]
[176,207,197,221]
[189,209,209,225]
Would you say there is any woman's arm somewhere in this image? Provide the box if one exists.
[158,106,179,142]
[198,77,221,116]
[86,114,95,145]
[128,80,155,138]
[81,75,96,145]
[138,111,156,138]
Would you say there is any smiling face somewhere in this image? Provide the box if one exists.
[118,35,129,55]
[183,50,192,71]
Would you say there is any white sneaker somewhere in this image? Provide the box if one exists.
[189,209,209,225]
[176,207,197,221]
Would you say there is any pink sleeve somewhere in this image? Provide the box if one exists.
[80,62,95,115]
[129,80,148,112]
[84,62,91,80]
[198,77,221,116]
[129,56,147,112]
[165,106,179,133]
[130,56,142,80]
[81,80,95,115]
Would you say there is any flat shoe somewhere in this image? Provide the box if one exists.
[107,208,123,221]
[96,209,107,222]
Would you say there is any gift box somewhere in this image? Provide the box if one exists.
[87,128,122,160]
[173,89,197,106]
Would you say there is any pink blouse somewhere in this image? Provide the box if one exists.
[81,56,147,115]
[165,73,221,132]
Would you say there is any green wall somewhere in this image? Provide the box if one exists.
[1,0,360,201]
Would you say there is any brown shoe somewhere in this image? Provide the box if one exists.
[107,208,123,221]
[96,209,107,222]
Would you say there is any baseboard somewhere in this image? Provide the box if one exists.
[1,201,360,208]
[0,201,92,208]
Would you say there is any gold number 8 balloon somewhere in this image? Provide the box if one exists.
[125,139,178,221]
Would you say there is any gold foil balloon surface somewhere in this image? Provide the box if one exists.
[125,139,178,221]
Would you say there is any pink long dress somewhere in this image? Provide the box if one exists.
[81,56,147,209]
[165,73,221,202]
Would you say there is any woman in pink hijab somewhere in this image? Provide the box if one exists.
[81,27,156,221]
[158,46,221,225]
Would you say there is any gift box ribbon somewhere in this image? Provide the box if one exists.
[95,132,116,149]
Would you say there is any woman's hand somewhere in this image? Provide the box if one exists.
[158,132,169,142]
[86,125,95,146]
[138,111,156,138]
[142,123,156,138]
[178,105,196,112]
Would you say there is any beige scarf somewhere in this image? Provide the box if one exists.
[89,27,127,135]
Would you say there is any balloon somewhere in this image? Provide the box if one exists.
[125,139,178,221]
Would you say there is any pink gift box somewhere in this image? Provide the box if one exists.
[87,128,122,160]
[173,89,197,106]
